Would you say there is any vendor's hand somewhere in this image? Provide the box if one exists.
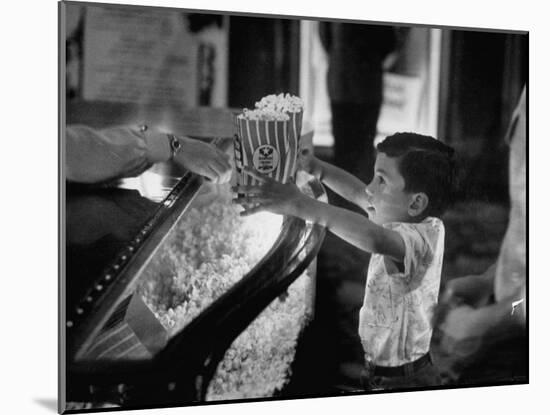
[232,168,305,217]
[298,148,322,179]
[176,137,232,184]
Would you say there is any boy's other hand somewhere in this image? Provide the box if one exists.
[431,302,487,383]
[432,272,494,341]
[232,168,305,217]
[439,273,494,309]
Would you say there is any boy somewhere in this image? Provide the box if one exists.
[234,132,456,391]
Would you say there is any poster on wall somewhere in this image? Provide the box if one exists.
[376,73,423,138]
[82,5,228,107]
[376,28,442,141]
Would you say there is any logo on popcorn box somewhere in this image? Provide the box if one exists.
[253,145,279,173]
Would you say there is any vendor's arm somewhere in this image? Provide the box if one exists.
[66,125,168,183]
[300,151,370,211]
[66,125,230,184]
[234,169,405,260]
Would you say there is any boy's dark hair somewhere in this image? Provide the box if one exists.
[376,132,457,217]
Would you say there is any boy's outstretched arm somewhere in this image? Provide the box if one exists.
[234,169,405,261]
[306,197,405,261]
[300,151,370,211]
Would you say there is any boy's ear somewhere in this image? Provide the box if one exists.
[408,192,429,217]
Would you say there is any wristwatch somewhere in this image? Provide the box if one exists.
[167,133,182,160]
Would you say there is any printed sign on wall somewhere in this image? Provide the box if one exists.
[376,73,423,137]
[82,6,228,107]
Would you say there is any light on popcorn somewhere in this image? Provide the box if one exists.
[241,211,283,254]
[136,188,312,400]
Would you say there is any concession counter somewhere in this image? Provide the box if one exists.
[61,102,326,411]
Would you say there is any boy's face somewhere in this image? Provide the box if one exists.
[364,153,414,225]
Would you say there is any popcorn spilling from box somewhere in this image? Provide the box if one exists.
[234,93,304,186]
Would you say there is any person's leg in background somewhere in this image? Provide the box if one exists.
[330,101,380,185]
[328,99,381,215]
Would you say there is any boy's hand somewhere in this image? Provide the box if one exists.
[433,272,494,336]
[439,273,494,308]
[431,303,487,384]
[232,168,306,217]
[298,148,323,179]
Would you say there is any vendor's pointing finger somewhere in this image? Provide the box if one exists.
[210,159,229,177]
[216,152,232,169]
[221,169,232,184]
[205,165,220,180]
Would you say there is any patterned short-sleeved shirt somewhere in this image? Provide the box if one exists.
[358,217,445,367]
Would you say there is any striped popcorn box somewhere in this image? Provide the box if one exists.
[234,112,292,186]
[254,93,304,181]
[232,115,244,174]
[287,110,303,179]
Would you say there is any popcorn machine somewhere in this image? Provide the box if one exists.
[62,101,326,410]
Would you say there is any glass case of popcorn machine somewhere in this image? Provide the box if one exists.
[62,101,326,410]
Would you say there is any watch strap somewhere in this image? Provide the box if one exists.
[167,133,182,160]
